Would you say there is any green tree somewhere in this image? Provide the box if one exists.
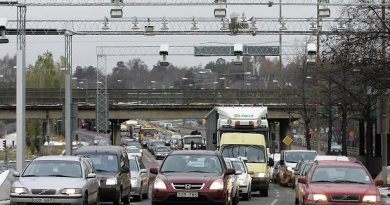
[26,51,60,88]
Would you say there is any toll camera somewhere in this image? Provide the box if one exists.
[0,18,9,44]
[234,43,243,55]
[306,43,316,65]
[159,44,169,66]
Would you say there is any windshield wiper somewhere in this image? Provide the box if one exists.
[95,169,112,173]
[186,170,212,173]
[46,174,74,178]
[311,180,333,183]
[160,170,177,173]
[334,180,366,184]
[22,174,40,177]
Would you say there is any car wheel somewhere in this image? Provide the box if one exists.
[242,185,251,201]
[295,196,299,204]
[260,189,268,197]
[83,194,88,205]
[142,184,149,199]
[113,191,121,205]
[94,191,100,205]
[122,188,130,205]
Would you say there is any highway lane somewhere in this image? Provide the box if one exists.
[134,147,296,205]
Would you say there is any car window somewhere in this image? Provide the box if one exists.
[138,159,146,169]
[183,137,203,144]
[160,155,222,173]
[129,158,139,172]
[79,154,119,173]
[222,145,265,163]
[285,152,317,163]
[23,160,82,178]
[232,161,246,172]
[311,166,371,184]
[157,147,169,152]
[127,149,140,153]
[82,161,90,178]
[225,161,232,168]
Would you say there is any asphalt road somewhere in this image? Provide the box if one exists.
[133,147,296,205]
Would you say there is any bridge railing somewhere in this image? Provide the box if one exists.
[0,88,302,106]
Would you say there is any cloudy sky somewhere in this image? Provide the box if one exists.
[0,3,322,72]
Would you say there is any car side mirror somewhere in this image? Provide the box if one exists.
[13,171,20,177]
[268,158,274,167]
[122,166,130,173]
[150,167,158,175]
[140,169,147,173]
[298,176,307,184]
[87,173,97,178]
[375,179,384,186]
[279,160,285,166]
[235,171,242,175]
[225,168,236,175]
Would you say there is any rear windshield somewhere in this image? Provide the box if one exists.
[161,155,222,173]
[77,154,119,173]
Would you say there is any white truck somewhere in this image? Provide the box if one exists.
[205,106,273,196]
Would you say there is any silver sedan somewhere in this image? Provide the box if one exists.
[129,156,149,201]
[10,155,100,205]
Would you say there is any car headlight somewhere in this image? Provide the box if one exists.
[11,187,28,194]
[61,188,82,195]
[131,177,139,186]
[362,195,379,202]
[308,193,327,201]
[153,178,167,190]
[287,167,293,172]
[210,179,224,190]
[106,178,118,185]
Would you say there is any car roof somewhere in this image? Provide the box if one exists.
[224,157,243,162]
[283,150,317,153]
[34,155,81,162]
[170,150,217,155]
[74,145,125,155]
[315,160,362,168]
[314,155,349,161]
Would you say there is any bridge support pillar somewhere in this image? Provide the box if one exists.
[279,119,290,151]
[111,123,121,146]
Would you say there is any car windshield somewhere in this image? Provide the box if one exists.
[221,145,265,163]
[129,159,139,172]
[157,147,169,152]
[183,137,203,144]
[23,160,82,178]
[311,166,371,184]
[160,155,222,173]
[285,152,317,163]
[127,149,140,153]
[143,130,157,135]
[80,154,119,173]
[232,161,246,173]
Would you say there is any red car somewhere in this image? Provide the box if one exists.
[150,150,236,205]
[298,160,383,205]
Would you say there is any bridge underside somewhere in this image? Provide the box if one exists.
[0,105,300,120]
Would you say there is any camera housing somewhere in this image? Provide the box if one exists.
[0,18,9,44]
[159,44,169,55]
[233,43,243,55]
[306,43,316,65]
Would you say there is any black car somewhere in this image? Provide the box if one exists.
[74,146,131,205]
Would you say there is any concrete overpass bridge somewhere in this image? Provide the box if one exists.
[0,88,304,120]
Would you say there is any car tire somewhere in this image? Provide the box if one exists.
[83,194,88,205]
[260,189,268,197]
[295,196,299,204]
[94,192,100,205]
[122,188,130,205]
[142,186,149,200]
[113,191,121,205]
[242,185,251,201]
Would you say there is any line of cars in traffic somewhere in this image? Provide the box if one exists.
[269,149,390,205]
[9,145,150,205]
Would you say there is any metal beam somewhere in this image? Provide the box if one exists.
[0,0,389,7]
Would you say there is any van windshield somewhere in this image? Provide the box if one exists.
[221,145,265,163]
[183,137,203,144]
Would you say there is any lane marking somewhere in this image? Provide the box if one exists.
[270,199,278,205]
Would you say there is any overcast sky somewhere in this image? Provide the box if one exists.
[0,4,322,72]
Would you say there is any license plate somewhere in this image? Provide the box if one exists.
[177,192,198,198]
[32,198,53,203]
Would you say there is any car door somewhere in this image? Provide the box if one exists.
[82,160,95,204]
[138,158,149,194]
[120,151,131,196]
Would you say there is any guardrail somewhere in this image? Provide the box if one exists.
[0,88,305,106]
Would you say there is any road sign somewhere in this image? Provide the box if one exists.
[194,46,280,56]
[283,135,293,146]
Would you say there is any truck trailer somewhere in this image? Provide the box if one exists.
[205,106,273,196]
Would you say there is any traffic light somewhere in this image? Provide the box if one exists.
[2,140,6,149]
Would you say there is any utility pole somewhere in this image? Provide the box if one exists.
[316,0,321,153]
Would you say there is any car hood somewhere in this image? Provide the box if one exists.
[309,183,379,195]
[160,172,222,184]
[13,177,85,189]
